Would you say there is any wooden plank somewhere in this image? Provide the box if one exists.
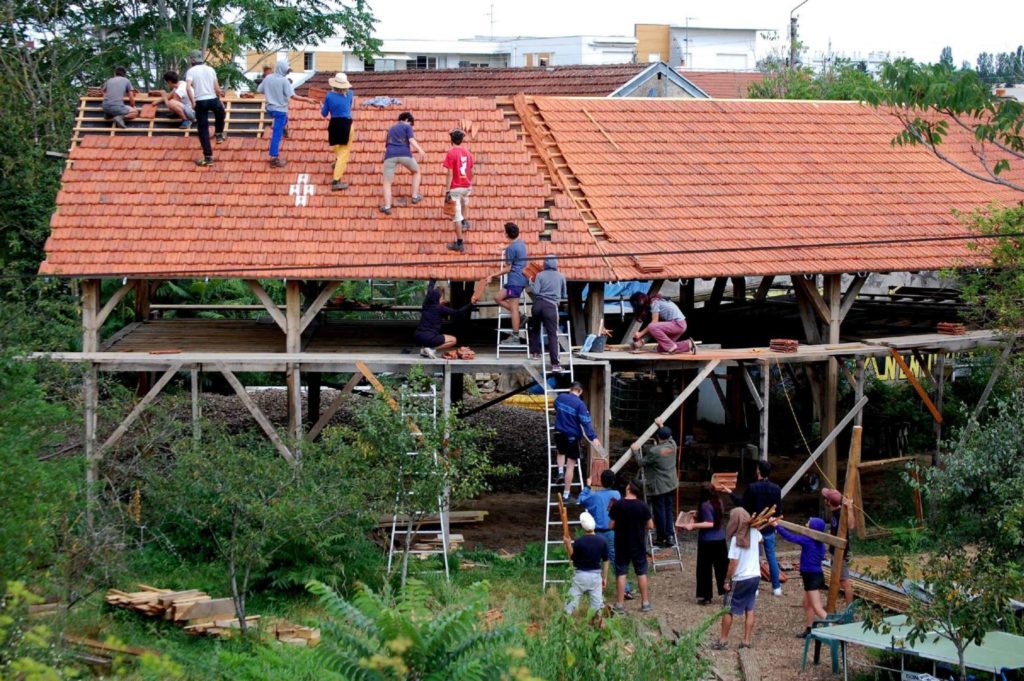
[173,598,236,622]
[705,277,728,314]
[792,276,830,325]
[65,635,156,658]
[244,280,287,333]
[780,395,869,497]
[299,281,341,333]
[356,361,398,410]
[738,646,761,681]
[96,281,134,329]
[753,275,775,303]
[307,372,362,441]
[98,363,183,455]
[888,349,942,424]
[856,456,917,470]
[827,425,861,612]
[611,359,721,472]
[823,273,842,495]
[839,275,867,321]
[741,365,763,411]
[216,363,295,464]
[776,520,847,550]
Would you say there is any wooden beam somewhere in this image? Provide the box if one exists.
[98,363,183,456]
[933,352,945,465]
[133,280,151,322]
[730,276,746,302]
[299,281,341,334]
[741,365,763,411]
[285,281,302,444]
[853,356,866,538]
[857,455,918,471]
[889,349,942,424]
[793,278,823,345]
[911,350,937,386]
[619,279,664,343]
[780,395,869,497]
[827,425,861,612]
[738,645,761,681]
[355,360,399,410]
[611,359,721,472]
[307,373,361,441]
[777,519,848,550]
[583,283,605,336]
[705,277,727,314]
[823,273,842,495]
[838,274,867,321]
[753,275,775,303]
[567,282,586,345]
[244,280,287,333]
[587,363,610,456]
[96,282,133,329]
[679,278,695,315]
[956,339,1015,450]
[792,276,830,326]
[216,363,296,464]
[82,279,101,353]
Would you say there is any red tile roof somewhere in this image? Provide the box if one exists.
[41,96,1020,282]
[678,70,766,98]
[298,63,650,98]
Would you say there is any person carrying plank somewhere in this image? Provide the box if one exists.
[769,516,828,638]
[727,460,784,596]
[564,511,609,615]
[631,425,678,547]
[712,507,763,650]
[822,488,856,605]
[553,382,601,503]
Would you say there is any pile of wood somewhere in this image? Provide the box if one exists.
[376,510,487,528]
[937,322,967,336]
[769,338,800,353]
[822,566,910,613]
[106,585,321,645]
[411,533,463,554]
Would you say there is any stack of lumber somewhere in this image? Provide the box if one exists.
[937,322,967,335]
[376,510,487,528]
[271,620,321,647]
[412,533,463,554]
[711,472,737,492]
[822,566,910,613]
[769,338,800,353]
[106,585,258,638]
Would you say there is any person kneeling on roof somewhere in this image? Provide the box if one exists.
[414,280,473,359]
[160,71,195,129]
[629,292,695,355]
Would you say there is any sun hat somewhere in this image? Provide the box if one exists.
[579,512,596,532]
[328,72,351,89]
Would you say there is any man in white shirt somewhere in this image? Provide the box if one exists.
[185,49,225,167]
[713,508,763,650]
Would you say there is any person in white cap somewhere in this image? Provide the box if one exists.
[321,73,355,191]
[565,511,609,614]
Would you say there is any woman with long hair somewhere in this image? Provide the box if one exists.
[629,292,694,354]
[680,483,729,604]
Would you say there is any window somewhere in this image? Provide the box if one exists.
[303,52,315,70]
[459,60,490,68]
[647,52,661,63]
[405,55,437,70]
[537,56,549,67]
[363,58,375,72]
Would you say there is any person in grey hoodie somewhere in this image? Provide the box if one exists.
[528,255,568,370]
[257,60,315,167]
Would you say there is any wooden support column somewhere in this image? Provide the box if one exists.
[307,372,362,442]
[792,275,824,345]
[730,277,746,302]
[583,282,605,336]
[133,280,151,322]
[218,363,296,464]
[98,364,183,456]
[307,372,322,428]
[191,368,201,442]
[82,279,101,526]
[587,363,611,478]
[619,279,664,343]
[822,274,842,493]
[753,275,775,303]
[826,425,862,613]
[678,278,695,315]
[780,395,869,498]
[441,364,452,549]
[567,282,586,345]
[285,281,303,448]
[705,277,728,315]
[852,357,867,539]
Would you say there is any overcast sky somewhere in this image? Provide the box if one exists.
[366,0,1023,66]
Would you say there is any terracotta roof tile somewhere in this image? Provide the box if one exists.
[299,63,650,98]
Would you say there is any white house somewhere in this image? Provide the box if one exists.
[635,23,772,71]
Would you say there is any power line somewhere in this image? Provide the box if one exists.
[6,230,1021,282]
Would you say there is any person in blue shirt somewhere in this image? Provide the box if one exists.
[770,516,828,638]
[579,469,634,598]
[488,222,528,341]
[321,73,354,191]
[553,381,601,503]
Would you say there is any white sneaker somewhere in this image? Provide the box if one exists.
[420,347,437,359]
[772,587,783,597]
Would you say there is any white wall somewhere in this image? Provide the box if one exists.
[503,36,636,67]
[668,27,758,70]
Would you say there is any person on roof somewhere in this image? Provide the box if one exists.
[631,424,678,548]
[553,381,601,504]
[101,67,138,129]
[186,50,226,167]
[489,222,528,342]
[380,111,426,215]
[258,59,316,169]
[527,255,567,370]
[159,71,195,129]
[321,73,355,191]
[444,128,474,252]
[629,292,695,355]
[414,280,473,359]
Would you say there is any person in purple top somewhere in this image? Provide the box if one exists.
[770,516,828,638]
[679,483,728,604]
[380,111,425,215]
[488,222,528,341]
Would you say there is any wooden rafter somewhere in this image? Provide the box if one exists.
[216,363,295,464]
[307,373,362,442]
[888,349,942,424]
[98,363,183,456]
[780,395,869,497]
[300,281,341,334]
[244,280,287,333]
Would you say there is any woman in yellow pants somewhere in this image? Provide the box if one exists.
[321,73,354,190]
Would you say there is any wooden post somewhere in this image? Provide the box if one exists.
[441,364,452,551]
[567,282,586,345]
[133,280,151,322]
[583,283,605,336]
[705,277,727,315]
[82,279,101,527]
[826,425,862,612]
[730,277,746,302]
[753,275,775,303]
[285,281,302,447]
[679,278,695,315]
[760,361,770,461]
[822,274,842,493]
[191,368,201,442]
[587,363,611,476]
[852,357,866,539]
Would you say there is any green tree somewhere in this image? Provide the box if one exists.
[939,46,954,68]
[308,579,530,681]
[748,60,880,100]
[958,204,1024,332]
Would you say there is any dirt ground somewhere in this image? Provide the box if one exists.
[458,493,868,681]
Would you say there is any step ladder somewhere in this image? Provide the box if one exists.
[639,468,685,574]
[386,384,450,579]
[540,317,580,591]
[495,251,530,358]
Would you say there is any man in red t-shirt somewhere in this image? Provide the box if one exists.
[444,128,474,253]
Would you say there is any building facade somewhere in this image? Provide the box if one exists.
[635,23,770,70]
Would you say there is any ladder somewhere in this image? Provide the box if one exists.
[387,384,450,578]
[639,467,685,574]
[495,251,529,358]
[540,316,579,591]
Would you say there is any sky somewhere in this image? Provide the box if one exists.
[365,0,1024,66]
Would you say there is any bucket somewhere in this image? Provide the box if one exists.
[590,336,606,353]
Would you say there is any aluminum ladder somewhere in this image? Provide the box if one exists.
[386,384,450,578]
[540,317,580,591]
[495,251,529,358]
[639,466,685,575]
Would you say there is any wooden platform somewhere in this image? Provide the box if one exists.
[74,95,268,144]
